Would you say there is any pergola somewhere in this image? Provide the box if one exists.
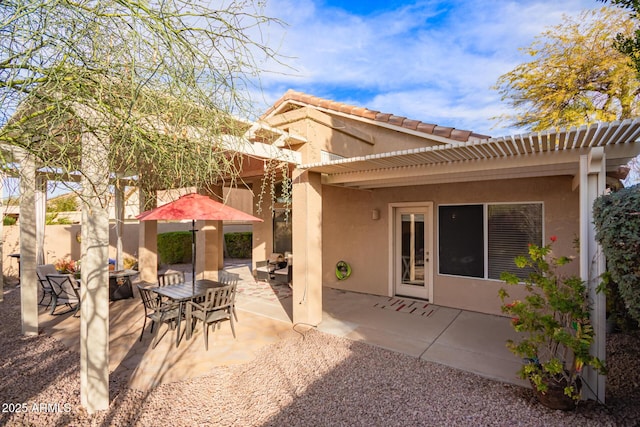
[0,107,300,413]
[298,118,640,403]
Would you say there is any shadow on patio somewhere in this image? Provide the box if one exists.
[30,254,531,396]
[2,275,639,425]
[38,281,298,393]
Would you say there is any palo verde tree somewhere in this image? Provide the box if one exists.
[493,7,640,131]
[0,0,285,202]
[1,1,287,413]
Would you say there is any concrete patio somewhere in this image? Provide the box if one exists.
[39,288,301,392]
[38,260,528,393]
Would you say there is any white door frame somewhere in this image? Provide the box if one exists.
[388,202,433,300]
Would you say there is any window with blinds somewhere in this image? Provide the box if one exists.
[438,203,543,280]
[488,204,542,280]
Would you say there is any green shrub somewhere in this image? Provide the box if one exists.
[499,237,605,403]
[157,231,193,264]
[593,184,640,325]
[3,216,16,226]
[48,194,78,212]
[225,232,252,258]
[45,213,73,225]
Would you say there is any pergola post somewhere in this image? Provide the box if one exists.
[579,147,607,403]
[79,126,110,413]
[138,188,157,283]
[0,173,4,302]
[18,150,38,336]
[197,186,223,280]
[114,178,125,271]
[292,169,323,325]
[35,175,46,265]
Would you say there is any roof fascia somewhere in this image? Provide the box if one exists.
[267,99,462,146]
[334,164,579,189]
[264,105,376,145]
[243,120,307,147]
[219,135,301,164]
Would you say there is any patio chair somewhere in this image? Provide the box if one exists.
[137,285,182,349]
[157,271,185,287]
[187,283,236,351]
[46,273,81,316]
[273,263,292,286]
[218,271,240,322]
[36,264,57,308]
[255,253,284,282]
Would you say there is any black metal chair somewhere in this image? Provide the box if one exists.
[46,273,81,316]
[255,253,284,282]
[137,285,182,348]
[187,283,236,351]
[36,264,57,308]
[273,264,292,286]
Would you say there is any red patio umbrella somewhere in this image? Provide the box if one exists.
[136,193,263,290]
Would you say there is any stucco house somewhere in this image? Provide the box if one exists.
[251,90,638,317]
[245,90,640,401]
[9,89,640,409]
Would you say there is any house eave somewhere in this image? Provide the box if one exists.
[301,119,640,189]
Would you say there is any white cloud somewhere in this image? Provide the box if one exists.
[255,0,602,137]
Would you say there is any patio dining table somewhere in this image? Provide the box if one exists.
[151,279,224,347]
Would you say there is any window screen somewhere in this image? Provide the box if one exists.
[438,205,484,277]
[438,203,543,280]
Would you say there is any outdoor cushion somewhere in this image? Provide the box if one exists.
[273,264,292,285]
[267,253,284,263]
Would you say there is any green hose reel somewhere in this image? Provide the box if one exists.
[335,260,352,280]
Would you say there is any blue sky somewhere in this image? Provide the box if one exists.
[2,0,626,199]
[256,0,603,137]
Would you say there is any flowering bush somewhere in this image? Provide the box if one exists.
[55,257,79,274]
[498,237,606,404]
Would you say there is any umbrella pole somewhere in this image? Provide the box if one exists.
[191,219,196,293]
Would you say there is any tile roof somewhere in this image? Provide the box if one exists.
[262,89,491,143]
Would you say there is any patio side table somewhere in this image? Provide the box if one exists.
[109,269,137,301]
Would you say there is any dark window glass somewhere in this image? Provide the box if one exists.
[273,209,292,254]
[438,205,484,277]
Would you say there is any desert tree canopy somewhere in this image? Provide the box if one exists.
[494,7,639,131]
[601,1,640,76]
[0,0,284,196]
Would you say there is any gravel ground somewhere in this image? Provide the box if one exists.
[1,285,639,427]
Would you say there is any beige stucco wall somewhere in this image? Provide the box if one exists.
[3,221,252,278]
[250,178,276,267]
[322,175,580,316]
[320,185,388,292]
[3,186,256,278]
[282,108,444,163]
